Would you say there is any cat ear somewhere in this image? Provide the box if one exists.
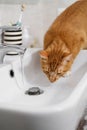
[39,50,48,59]
[63,54,73,65]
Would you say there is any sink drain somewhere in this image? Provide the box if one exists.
[25,87,44,96]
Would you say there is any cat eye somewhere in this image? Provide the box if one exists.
[41,58,46,60]
[44,71,49,74]
[41,58,47,62]
[66,60,70,62]
[57,72,61,75]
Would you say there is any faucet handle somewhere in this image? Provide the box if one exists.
[4,44,26,51]
[0,25,20,31]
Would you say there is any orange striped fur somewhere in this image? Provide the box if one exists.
[40,0,87,82]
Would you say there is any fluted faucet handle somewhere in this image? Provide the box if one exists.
[0,25,21,30]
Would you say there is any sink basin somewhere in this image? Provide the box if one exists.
[0,48,87,130]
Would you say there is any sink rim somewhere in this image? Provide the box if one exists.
[0,49,87,114]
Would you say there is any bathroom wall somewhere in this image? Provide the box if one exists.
[0,0,76,47]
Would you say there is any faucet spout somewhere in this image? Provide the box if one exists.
[0,44,26,63]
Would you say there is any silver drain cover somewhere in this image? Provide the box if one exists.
[25,87,44,96]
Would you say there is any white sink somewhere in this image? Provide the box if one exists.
[0,48,87,130]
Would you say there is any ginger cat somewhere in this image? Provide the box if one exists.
[40,0,87,82]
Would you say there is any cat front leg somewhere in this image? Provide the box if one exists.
[63,70,71,77]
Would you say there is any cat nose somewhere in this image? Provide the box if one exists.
[49,72,56,82]
[50,72,55,76]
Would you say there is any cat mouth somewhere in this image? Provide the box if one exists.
[50,79,57,83]
[49,75,60,83]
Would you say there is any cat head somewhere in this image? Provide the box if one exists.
[40,41,73,82]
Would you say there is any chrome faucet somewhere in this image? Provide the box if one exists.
[0,44,26,63]
[0,25,26,63]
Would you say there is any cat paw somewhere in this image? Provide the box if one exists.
[63,71,71,77]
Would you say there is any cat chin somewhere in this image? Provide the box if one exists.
[49,77,56,83]
[48,75,60,83]
[63,70,71,77]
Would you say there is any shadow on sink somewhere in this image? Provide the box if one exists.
[24,51,51,87]
[66,61,87,88]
